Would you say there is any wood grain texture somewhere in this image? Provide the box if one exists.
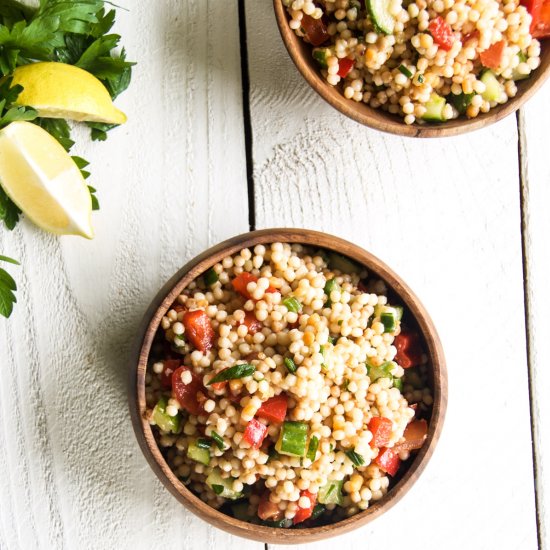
[129,229,447,544]
[272,0,550,138]
[0,2,258,549]
[519,79,550,550]
[246,2,537,548]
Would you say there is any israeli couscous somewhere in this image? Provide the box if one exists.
[145,243,432,528]
[282,0,544,123]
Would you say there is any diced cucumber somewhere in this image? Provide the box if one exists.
[374,304,403,332]
[328,252,361,274]
[312,47,330,68]
[366,0,396,34]
[231,501,251,521]
[318,479,344,505]
[152,397,181,434]
[275,421,309,457]
[187,440,211,465]
[367,360,397,382]
[480,70,503,101]
[422,93,446,122]
[206,469,243,500]
[307,435,319,462]
[449,92,475,115]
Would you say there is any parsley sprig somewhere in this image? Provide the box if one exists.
[0,1,134,317]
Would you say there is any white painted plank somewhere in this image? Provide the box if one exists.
[247,2,537,549]
[520,78,550,550]
[0,1,259,549]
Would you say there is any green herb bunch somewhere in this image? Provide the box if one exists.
[0,0,134,317]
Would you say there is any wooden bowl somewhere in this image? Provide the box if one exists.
[129,228,447,543]
[273,0,550,137]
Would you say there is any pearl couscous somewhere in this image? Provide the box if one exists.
[283,0,541,123]
[146,243,431,528]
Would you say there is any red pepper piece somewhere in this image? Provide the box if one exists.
[182,310,215,353]
[232,272,277,300]
[368,416,393,448]
[293,490,317,524]
[521,0,544,34]
[241,311,263,335]
[257,394,288,423]
[243,418,268,449]
[375,447,400,476]
[172,366,205,415]
[532,0,550,37]
[301,14,329,46]
[337,57,354,78]
[480,40,506,69]
[428,17,455,51]
[394,329,423,369]
[160,358,180,389]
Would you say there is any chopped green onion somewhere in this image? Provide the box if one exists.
[346,449,365,467]
[211,484,224,495]
[207,363,255,385]
[310,503,326,520]
[318,479,344,505]
[283,296,302,313]
[418,74,424,83]
[196,438,211,449]
[328,336,336,345]
[211,431,225,450]
[398,64,413,78]
[204,267,219,286]
[306,435,319,461]
[284,357,297,374]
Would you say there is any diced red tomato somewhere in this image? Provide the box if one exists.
[182,310,215,353]
[257,492,282,521]
[368,416,393,448]
[394,419,428,452]
[394,329,423,369]
[232,272,277,300]
[375,447,400,477]
[293,490,317,525]
[241,311,263,335]
[532,0,550,37]
[160,358,180,389]
[301,14,329,46]
[257,394,288,423]
[337,57,354,78]
[428,17,455,51]
[172,366,205,415]
[243,418,268,449]
[480,40,506,69]
[521,0,544,33]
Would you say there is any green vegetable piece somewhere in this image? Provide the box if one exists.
[378,306,403,333]
[207,363,255,385]
[480,70,503,101]
[204,267,219,286]
[284,357,297,374]
[196,438,211,449]
[211,430,226,450]
[328,336,336,345]
[422,92,447,122]
[307,435,319,462]
[324,278,340,306]
[152,397,181,434]
[327,252,360,274]
[276,421,309,457]
[310,503,326,520]
[449,92,475,114]
[417,74,425,83]
[187,440,211,465]
[512,52,530,81]
[398,64,413,78]
[346,449,366,467]
[282,296,302,313]
[206,469,243,499]
[365,0,396,33]
[368,360,397,382]
[312,47,329,68]
[318,479,344,505]
[319,345,329,371]
[262,518,293,528]
[393,377,404,391]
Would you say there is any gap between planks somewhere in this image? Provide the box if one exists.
[517,108,544,550]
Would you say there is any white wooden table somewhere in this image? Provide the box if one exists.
[0,1,547,549]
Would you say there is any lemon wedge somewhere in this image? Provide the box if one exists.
[11,62,127,125]
[0,121,94,238]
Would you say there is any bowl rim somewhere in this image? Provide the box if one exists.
[128,228,448,544]
[272,0,550,138]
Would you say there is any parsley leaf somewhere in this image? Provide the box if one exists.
[36,117,74,150]
[0,254,19,318]
[0,186,21,230]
